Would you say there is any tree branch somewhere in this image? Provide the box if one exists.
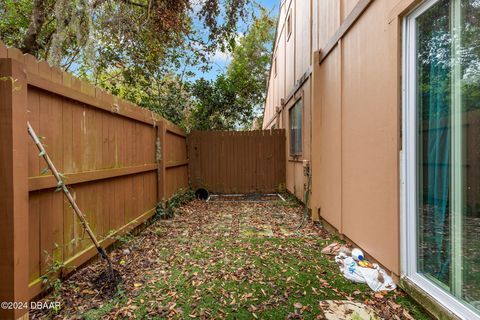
[22,0,50,55]
[120,0,148,9]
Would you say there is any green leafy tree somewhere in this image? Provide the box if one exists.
[0,0,251,65]
[0,0,275,130]
[187,75,238,130]
[0,0,252,125]
[189,8,275,130]
[226,7,275,119]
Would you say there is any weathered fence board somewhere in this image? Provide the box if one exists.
[0,40,188,318]
[0,57,30,320]
[188,130,286,194]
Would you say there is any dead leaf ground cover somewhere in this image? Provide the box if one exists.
[32,196,431,319]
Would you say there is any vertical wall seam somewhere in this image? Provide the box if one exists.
[339,35,344,235]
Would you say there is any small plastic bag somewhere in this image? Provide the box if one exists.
[335,253,396,292]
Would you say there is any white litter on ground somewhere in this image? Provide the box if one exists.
[335,252,396,292]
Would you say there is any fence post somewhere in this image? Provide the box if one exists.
[156,121,166,201]
[0,59,29,319]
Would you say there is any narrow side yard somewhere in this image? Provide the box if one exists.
[33,197,430,319]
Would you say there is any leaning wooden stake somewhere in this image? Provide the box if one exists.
[27,122,114,272]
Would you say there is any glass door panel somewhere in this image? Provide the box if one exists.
[414,0,480,313]
[462,0,480,308]
[416,0,452,290]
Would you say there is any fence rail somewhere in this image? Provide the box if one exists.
[188,130,286,194]
[0,42,188,319]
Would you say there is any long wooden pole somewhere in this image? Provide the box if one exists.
[27,122,113,267]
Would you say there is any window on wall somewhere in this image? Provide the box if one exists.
[286,11,292,40]
[404,0,480,317]
[289,99,302,155]
[274,57,277,77]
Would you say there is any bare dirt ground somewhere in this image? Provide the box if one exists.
[31,197,431,319]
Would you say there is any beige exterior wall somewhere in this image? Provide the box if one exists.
[335,0,401,275]
[263,0,313,201]
[263,0,426,277]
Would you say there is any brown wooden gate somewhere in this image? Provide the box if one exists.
[188,130,286,194]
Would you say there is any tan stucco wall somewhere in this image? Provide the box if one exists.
[263,0,423,276]
[284,79,312,201]
[310,0,423,276]
[311,46,342,230]
[263,0,313,201]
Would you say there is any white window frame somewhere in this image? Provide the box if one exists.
[289,98,303,156]
[401,1,480,319]
[274,56,278,77]
[286,11,292,41]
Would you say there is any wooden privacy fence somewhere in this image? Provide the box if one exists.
[0,43,188,319]
[188,130,286,194]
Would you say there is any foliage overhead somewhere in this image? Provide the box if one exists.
[0,0,250,67]
[188,8,275,131]
[0,0,274,130]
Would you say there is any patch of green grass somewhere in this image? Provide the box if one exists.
[118,235,430,319]
[82,285,129,319]
[83,303,116,320]
[396,296,432,320]
[62,203,430,320]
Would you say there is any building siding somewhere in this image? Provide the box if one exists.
[263,0,424,276]
[262,0,480,318]
[263,0,313,201]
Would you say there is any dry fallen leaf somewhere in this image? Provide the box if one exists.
[374,293,384,299]
[81,289,96,295]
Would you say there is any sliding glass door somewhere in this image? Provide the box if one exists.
[404,0,480,317]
